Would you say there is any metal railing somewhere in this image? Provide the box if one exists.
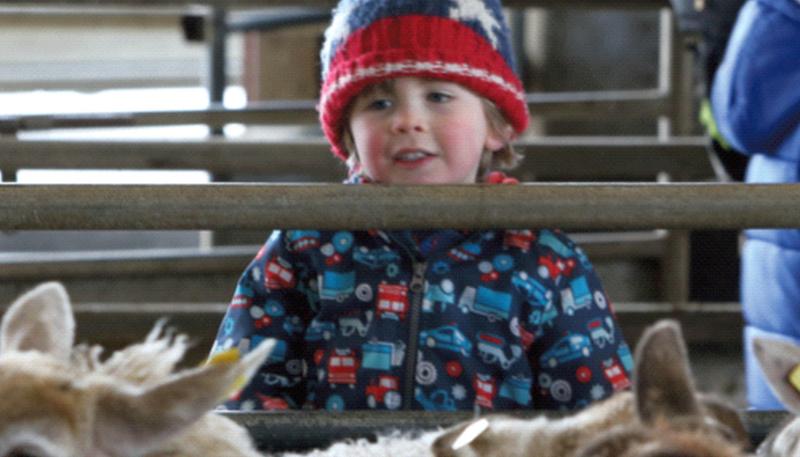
[0,136,714,182]
[0,0,671,8]
[218,409,783,453]
[0,183,796,230]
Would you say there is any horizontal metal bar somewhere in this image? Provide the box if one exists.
[218,409,784,453]
[0,101,318,134]
[0,245,256,279]
[0,5,195,15]
[0,90,669,134]
[0,136,713,181]
[0,183,798,230]
[0,300,745,350]
[225,7,329,33]
[0,231,667,280]
[0,0,671,9]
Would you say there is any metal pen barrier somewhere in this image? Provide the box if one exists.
[0,0,671,8]
[0,136,714,182]
[215,409,789,453]
[0,183,797,231]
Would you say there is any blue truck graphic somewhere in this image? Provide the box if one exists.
[319,270,356,302]
[458,286,512,322]
[362,340,405,370]
[538,229,575,258]
[354,247,400,269]
[539,333,592,368]
[511,271,552,307]
[499,376,532,406]
[561,275,593,315]
[419,325,473,356]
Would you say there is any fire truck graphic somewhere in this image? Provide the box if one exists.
[230,284,254,308]
[327,348,359,387]
[265,257,296,289]
[538,253,576,283]
[286,230,321,252]
[473,373,497,409]
[602,357,631,391]
[365,375,402,410]
[376,283,410,320]
[503,229,536,252]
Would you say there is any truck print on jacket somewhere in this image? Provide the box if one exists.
[211,228,632,412]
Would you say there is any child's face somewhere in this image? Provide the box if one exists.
[347,77,505,184]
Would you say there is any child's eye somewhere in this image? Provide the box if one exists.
[427,91,452,103]
[366,98,392,110]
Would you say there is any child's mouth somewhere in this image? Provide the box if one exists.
[393,150,435,165]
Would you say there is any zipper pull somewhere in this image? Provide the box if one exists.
[409,262,427,293]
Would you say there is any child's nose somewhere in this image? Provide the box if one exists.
[390,104,426,133]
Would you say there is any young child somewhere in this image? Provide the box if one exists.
[211,0,632,412]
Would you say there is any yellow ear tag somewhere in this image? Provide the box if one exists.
[789,364,800,392]
[206,348,248,395]
[207,347,241,366]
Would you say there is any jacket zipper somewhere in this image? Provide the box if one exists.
[403,260,427,410]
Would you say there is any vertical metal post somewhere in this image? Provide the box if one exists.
[657,7,673,140]
[208,7,227,135]
[662,229,691,307]
[668,8,695,136]
[509,8,527,84]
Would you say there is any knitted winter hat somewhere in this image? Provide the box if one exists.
[319,0,530,161]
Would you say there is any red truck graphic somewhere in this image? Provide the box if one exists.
[265,257,296,289]
[602,357,631,391]
[365,375,401,410]
[473,373,497,409]
[327,349,359,387]
[376,284,409,320]
[504,229,536,252]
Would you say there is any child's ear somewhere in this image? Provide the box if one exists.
[92,339,274,455]
[484,124,514,152]
[0,281,75,361]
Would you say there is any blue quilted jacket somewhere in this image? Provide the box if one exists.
[711,0,800,409]
[212,225,632,412]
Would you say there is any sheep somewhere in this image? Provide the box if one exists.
[0,281,273,457]
[751,335,800,456]
[430,319,751,457]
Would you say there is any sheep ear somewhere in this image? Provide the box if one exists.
[634,319,700,424]
[0,282,75,360]
[752,336,800,413]
[93,338,274,454]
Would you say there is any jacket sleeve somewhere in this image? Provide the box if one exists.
[525,230,633,410]
[211,230,316,411]
[710,0,800,158]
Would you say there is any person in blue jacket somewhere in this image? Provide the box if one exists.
[711,0,800,409]
[211,0,632,413]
